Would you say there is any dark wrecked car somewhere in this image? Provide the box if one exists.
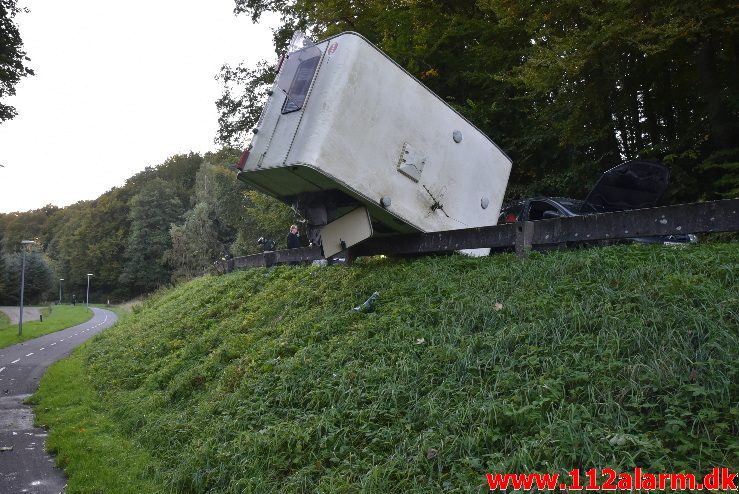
[499,160,697,245]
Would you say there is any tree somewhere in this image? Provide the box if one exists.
[0,0,34,122]
[479,0,739,199]
[192,156,243,244]
[216,62,277,148]
[0,205,58,255]
[44,189,133,302]
[119,178,184,295]
[180,149,298,263]
[239,190,296,253]
[125,153,203,207]
[0,253,6,302]
[2,250,53,305]
[166,202,223,282]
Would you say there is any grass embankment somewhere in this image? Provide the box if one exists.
[33,244,738,493]
[0,305,93,348]
[30,353,163,492]
[88,303,134,320]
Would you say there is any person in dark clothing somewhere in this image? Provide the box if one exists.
[287,224,301,249]
[287,224,301,265]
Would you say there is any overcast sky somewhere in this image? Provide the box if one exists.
[0,0,278,213]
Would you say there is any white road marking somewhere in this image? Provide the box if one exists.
[0,314,112,373]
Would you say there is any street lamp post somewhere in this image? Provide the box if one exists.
[18,240,36,336]
[86,273,94,307]
[59,278,65,304]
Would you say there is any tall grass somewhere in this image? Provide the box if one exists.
[34,244,738,493]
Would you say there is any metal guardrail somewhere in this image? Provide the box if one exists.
[222,199,739,271]
[226,245,323,271]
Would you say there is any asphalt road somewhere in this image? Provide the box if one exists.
[0,308,117,494]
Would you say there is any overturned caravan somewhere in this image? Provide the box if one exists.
[236,32,512,258]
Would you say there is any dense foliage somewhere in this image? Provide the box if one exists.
[1,249,52,304]
[34,244,739,492]
[0,0,33,122]
[0,253,5,297]
[119,178,185,293]
[0,150,297,303]
[219,0,738,200]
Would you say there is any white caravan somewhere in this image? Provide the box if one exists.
[236,32,512,257]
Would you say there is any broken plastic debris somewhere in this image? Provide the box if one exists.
[608,434,627,446]
[415,338,426,345]
[0,445,14,452]
[352,292,379,313]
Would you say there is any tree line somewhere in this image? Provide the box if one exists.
[0,149,296,304]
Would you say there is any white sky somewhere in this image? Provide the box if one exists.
[0,0,278,213]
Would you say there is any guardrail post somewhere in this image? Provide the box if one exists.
[515,221,534,259]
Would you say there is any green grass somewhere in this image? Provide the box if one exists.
[30,351,164,493]
[33,244,738,493]
[0,305,94,349]
[89,303,132,320]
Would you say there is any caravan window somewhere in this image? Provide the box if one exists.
[281,54,321,114]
